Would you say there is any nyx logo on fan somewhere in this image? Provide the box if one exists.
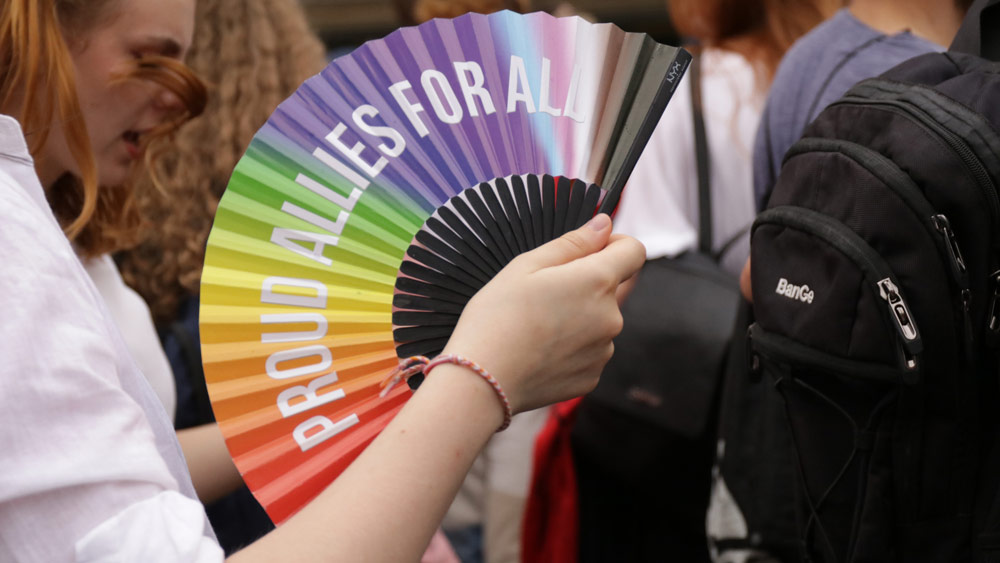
[666,61,684,83]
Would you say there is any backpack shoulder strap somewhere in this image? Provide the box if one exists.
[689,53,713,256]
[950,0,1000,61]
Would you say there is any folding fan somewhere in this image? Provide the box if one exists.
[200,9,690,523]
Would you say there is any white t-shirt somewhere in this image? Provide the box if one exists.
[614,48,763,275]
[83,254,178,420]
[0,115,222,562]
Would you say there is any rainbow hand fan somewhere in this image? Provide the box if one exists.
[200,10,689,523]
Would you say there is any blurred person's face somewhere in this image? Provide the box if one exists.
[39,0,195,188]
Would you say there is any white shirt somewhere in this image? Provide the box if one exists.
[83,254,178,420]
[0,115,222,562]
[614,48,764,275]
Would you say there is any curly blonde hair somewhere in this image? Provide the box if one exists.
[116,0,326,324]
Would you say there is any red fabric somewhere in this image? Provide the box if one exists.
[521,398,582,563]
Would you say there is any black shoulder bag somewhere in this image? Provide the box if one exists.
[571,52,742,480]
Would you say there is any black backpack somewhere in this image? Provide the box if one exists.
[747,2,1000,561]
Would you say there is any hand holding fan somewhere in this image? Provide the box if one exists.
[200,10,690,523]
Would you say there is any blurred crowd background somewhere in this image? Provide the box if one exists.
[302,0,680,53]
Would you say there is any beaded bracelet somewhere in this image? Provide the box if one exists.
[379,354,513,432]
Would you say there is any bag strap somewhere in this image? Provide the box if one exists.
[690,53,713,255]
[950,0,1000,61]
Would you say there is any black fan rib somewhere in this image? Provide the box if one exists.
[493,178,527,254]
[553,176,571,238]
[564,179,585,233]
[510,175,536,250]
[577,183,601,228]
[424,217,499,277]
[399,260,477,298]
[395,337,450,359]
[414,230,490,285]
[528,175,544,246]
[542,174,556,243]
[406,246,485,291]
[436,208,503,274]
[480,182,521,258]
[392,293,465,315]
[466,188,515,264]
[395,277,470,306]
[452,197,508,267]
[392,324,454,342]
[392,311,460,327]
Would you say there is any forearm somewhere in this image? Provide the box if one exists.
[176,423,243,504]
[229,364,503,563]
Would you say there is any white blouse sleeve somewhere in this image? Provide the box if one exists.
[75,491,223,562]
[0,167,222,562]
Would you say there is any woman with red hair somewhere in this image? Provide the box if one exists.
[0,0,643,560]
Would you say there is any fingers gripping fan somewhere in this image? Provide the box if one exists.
[200,10,689,523]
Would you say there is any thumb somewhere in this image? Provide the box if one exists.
[520,213,613,270]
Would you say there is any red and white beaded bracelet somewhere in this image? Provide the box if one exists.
[379,354,513,432]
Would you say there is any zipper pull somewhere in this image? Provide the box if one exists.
[878,278,922,379]
[747,324,763,383]
[962,289,975,361]
[986,270,1000,348]
[933,215,969,286]
[878,278,919,341]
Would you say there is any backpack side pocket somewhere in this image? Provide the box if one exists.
[751,206,922,563]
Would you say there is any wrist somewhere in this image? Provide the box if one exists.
[386,353,514,432]
[441,336,523,412]
[424,355,512,431]
[417,363,506,431]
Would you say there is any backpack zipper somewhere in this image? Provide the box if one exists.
[932,215,969,282]
[933,213,976,359]
[829,97,1000,236]
[988,271,1000,346]
[784,139,973,361]
[749,324,916,383]
[843,79,1000,230]
[876,279,919,372]
[786,139,971,289]
[837,82,1000,347]
[755,206,923,380]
